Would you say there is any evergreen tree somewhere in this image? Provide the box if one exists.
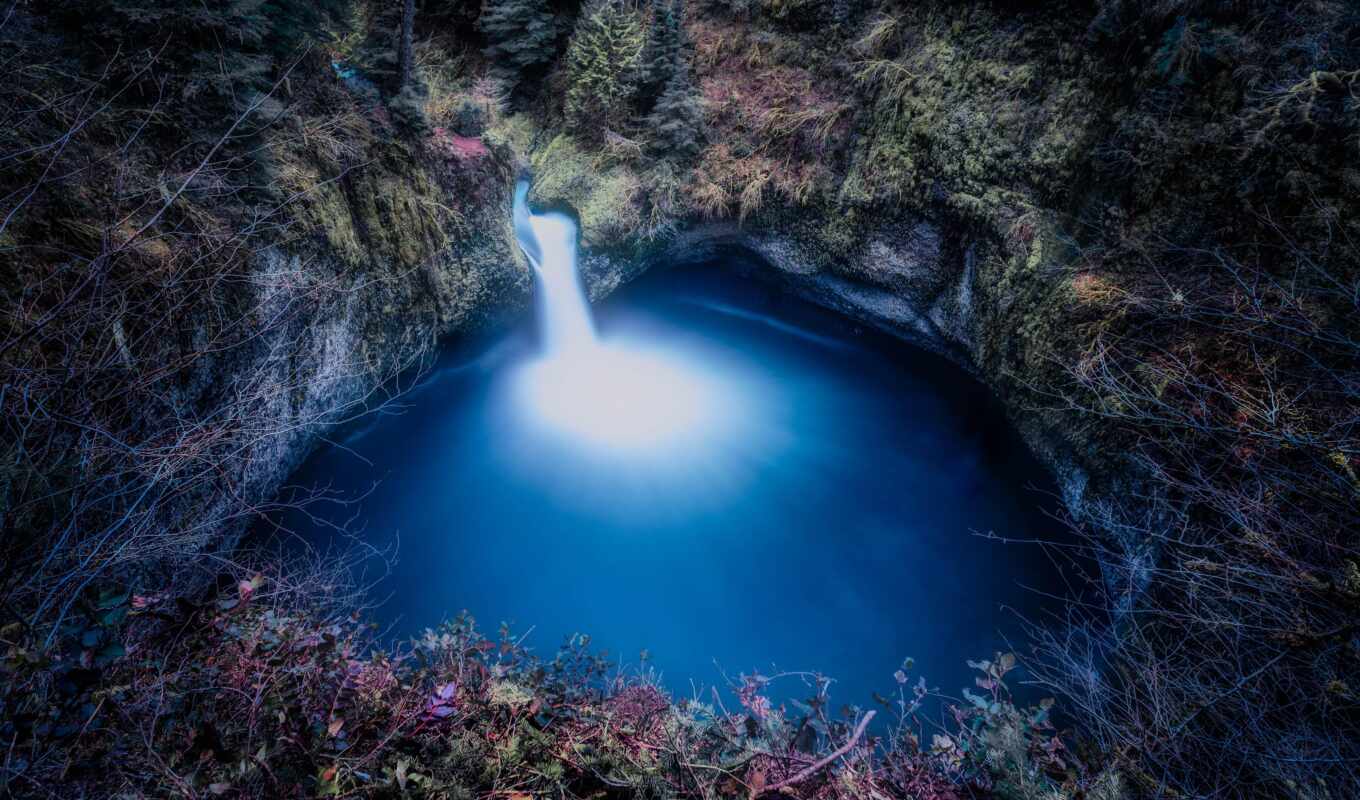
[638,0,683,107]
[564,0,645,136]
[383,0,429,132]
[479,0,559,87]
[646,58,703,160]
[397,0,416,91]
[636,0,701,159]
[261,0,351,56]
[350,3,403,90]
[49,0,349,108]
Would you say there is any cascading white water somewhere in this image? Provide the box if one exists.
[510,180,733,452]
[513,181,595,353]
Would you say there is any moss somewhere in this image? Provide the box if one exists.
[489,679,535,709]
[485,111,538,155]
[262,122,462,275]
[528,134,646,247]
[817,206,869,260]
[847,3,1099,219]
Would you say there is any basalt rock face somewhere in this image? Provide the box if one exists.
[555,208,1098,530]
[1,1,1120,611]
[154,150,532,571]
[516,116,1099,516]
[223,232,527,541]
[659,219,970,358]
[507,0,1121,533]
[252,91,1109,612]
[240,148,1097,548]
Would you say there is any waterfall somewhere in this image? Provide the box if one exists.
[513,181,595,354]
[509,180,731,452]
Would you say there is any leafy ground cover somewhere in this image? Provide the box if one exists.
[1,569,1111,798]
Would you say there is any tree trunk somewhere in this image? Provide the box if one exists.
[397,0,416,90]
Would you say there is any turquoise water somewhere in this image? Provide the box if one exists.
[271,263,1072,714]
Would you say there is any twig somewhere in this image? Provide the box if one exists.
[761,710,875,795]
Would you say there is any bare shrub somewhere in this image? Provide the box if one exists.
[0,40,426,645]
[1024,228,1360,797]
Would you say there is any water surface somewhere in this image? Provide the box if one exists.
[273,264,1069,712]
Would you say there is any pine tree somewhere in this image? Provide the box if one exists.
[479,0,559,87]
[396,0,416,90]
[638,0,683,107]
[350,2,407,94]
[647,58,704,160]
[261,0,351,56]
[564,0,645,136]
[387,0,432,133]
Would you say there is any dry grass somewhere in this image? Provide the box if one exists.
[738,169,770,222]
[852,57,920,104]
[641,160,685,238]
[683,16,856,225]
[756,102,849,150]
[416,39,471,126]
[688,174,731,219]
[854,12,904,57]
[1070,272,1126,307]
[599,128,645,166]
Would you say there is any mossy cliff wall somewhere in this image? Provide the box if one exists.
[0,37,532,585]
[229,1,1130,550]
[515,1,1111,518]
[8,0,1350,632]
[223,145,529,531]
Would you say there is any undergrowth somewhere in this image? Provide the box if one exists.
[0,567,1108,799]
